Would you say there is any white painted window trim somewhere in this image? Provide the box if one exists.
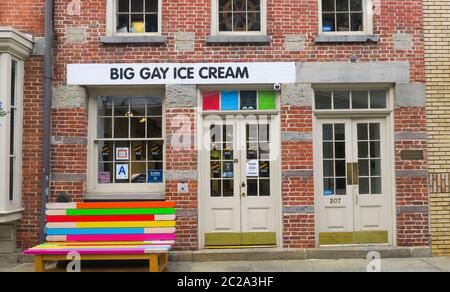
[106,0,162,36]
[0,53,24,214]
[87,88,166,197]
[318,0,374,36]
[211,0,267,36]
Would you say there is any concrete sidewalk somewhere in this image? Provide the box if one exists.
[1,257,450,272]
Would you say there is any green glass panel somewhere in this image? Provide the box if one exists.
[258,91,276,110]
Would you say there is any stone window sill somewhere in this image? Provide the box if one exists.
[315,35,380,43]
[206,35,272,44]
[100,35,167,44]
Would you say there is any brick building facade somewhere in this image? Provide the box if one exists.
[0,0,431,255]
[424,0,450,256]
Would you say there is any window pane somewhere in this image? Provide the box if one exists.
[131,162,147,183]
[210,124,222,142]
[336,13,350,31]
[223,180,234,197]
[334,124,345,140]
[131,14,145,33]
[259,161,270,177]
[98,118,113,139]
[370,159,381,176]
[219,0,232,12]
[336,0,349,11]
[370,90,387,108]
[98,163,113,184]
[335,178,346,195]
[233,13,247,31]
[359,178,369,194]
[130,97,146,116]
[11,60,16,106]
[248,12,261,31]
[335,142,345,159]
[247,143,258,159]
[323,124,333,141]
[223,143,234,160]
[132,141,147,161]
[358,142,369,158]
[323,142,334,159]
[370,141,381,158]
[352,90,368,109]
[145,0,158,12]
[322,13,335,32]
[147,117,162,138]
[247,179,258,196]
[357,124,368,140]
[211,143,221,160]
[149,142,163,160]
[223,161,234,178]
[324,178,334,195]
[211,180,221,197]
[259,179,270,196]
[131,0,144,12]
[10,110,15,155]
[117,14,130,32]
[371,177,382,194]
[131,117,146,138]
[246,124,258,141]
[359,159,369,176]
[315,90,332,109]
[145,14,158,32]
[351,13,363,31]
[219,12,233,31]
[211,161,221,178]
[118,0,129,12]
[147,97,162,115]
[369,123,380,140]
[233,0,246,11]
[99,141,114,162]
[323,160,334,177]
[322,0,335,11]
[335,160,346,177]
[114,97,129,116]
[98,96,113,116]
[334,91,350,109]
[240,91,257,110]
[248,0,260,11]
[114,118,129,138]
[9,157,14,201]
[350,0,363,11]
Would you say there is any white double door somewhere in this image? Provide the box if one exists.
[315,118,392,245]
[203,116,279,247]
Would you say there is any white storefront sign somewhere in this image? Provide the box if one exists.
[67,63,296,85]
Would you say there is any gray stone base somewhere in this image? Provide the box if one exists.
[0,223,17,254]
[170,247,432,262]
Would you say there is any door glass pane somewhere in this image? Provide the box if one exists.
[370,90,387,109]
[352,91,368,109]
[259,180,270,196]
[223,180,234,197]
[357,123,382,195]
[247,179,258,196]
[315,90,333,109]
[211,180,221,197]
[322,123,346,196]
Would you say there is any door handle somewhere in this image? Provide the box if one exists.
[241,182,246,197]
[241,182,246,188]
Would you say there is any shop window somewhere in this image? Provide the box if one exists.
[314,90,387,110]
[320,0,371,34]
[96,96,164,186]
[9,60,18,202]
[114,0,160,34]
[213,0,267,35]
[202,90,277,111]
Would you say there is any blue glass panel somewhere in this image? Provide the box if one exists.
[221,90,239,110]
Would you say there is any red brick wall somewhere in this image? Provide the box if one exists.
[5,0,428,250]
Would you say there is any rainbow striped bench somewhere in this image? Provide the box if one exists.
[24,201,176,272]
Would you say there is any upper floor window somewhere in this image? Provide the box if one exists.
[213,0,267,35]
[315,90,388,110]
[115,0,160,34]
[320,0,372,34]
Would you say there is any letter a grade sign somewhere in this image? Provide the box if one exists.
[116,164,129,180]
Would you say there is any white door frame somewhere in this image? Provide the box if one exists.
[313,113,396,247]
[197,107,282,249]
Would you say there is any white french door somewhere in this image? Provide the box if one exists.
[203,116,279,247]
[315,118,392,245]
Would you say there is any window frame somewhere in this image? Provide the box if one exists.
[0,53,24,209]
[87,88,166,197]
[318,0,373,36]
[211,0,268,36]
[106,0,162,36]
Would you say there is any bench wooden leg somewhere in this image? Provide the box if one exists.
[158,254,168,272]
[35,256,45,272]
[149,254,159,272]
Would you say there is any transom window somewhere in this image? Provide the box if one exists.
[315,90,387,110]
[96,96,163,185]
[116,0,159,33]
[321,0,365,32]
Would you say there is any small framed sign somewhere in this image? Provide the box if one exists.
[148,170,163,183]
[116,147,130,160]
